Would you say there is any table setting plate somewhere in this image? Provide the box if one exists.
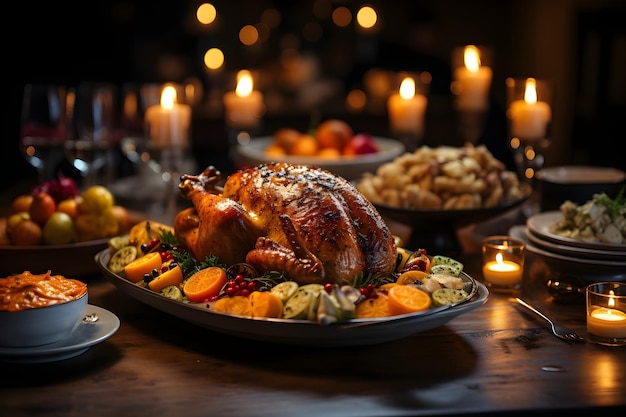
[524,227,626,261]
[526,211,626,252]
[510,225,626,282]
[234,136,405,181]
[95,249,488,347]
[0,305,120,363]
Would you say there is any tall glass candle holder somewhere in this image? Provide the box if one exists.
[586,282,626,346]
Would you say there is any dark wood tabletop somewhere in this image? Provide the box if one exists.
[3,242,626,417]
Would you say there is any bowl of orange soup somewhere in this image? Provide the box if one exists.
[0,271,88,347]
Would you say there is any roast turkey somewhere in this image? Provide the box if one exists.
[174,163,397,286]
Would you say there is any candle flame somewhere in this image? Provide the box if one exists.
[464,45,481,73]
[160,86,177,110]
[524,78,538,104]
[236,70,254,97]
[495,253,504,264]
[399,77,415,100]
[609,290,616,309]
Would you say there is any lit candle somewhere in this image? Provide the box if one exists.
[387,77,428,136]
[144,86,191,149]
[509,78,552,141]
[587,291,626,339]
[223,70,264,130]
[453,45,493,112]
[482,253,522,286]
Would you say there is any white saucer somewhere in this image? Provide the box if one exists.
[525,227,626,261]
[0,305,120,363]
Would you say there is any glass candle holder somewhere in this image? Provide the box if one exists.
[481,235,525,293]
[586,282,626,346]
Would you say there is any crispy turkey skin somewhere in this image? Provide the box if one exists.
[175,164,397,285]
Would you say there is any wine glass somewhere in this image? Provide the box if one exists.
[65,82,118,188]
[19,83,69,183]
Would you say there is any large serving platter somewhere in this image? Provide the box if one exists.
[235,136,405,181]
[95,249,488,347]
[526,211,626,252]
[510,225,626,282]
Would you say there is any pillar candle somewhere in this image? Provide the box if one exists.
[223,70,264,130]
[509,78,552,141]
[144,86,191,149]
[387,77,428,136]
[453,45,493,112]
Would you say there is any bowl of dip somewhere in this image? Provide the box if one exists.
[0,271,88,347]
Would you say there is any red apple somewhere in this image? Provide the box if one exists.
[344,133,379,155]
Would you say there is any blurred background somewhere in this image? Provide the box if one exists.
[4,0,625,194]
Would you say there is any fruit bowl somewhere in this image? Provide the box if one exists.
[234,136,405,181]
[0,211,145,278]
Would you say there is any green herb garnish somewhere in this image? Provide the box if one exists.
[593,185,625,220]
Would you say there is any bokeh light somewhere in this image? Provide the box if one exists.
[356,5,377,29]
[196,3,217,25]
[204,47,225,70]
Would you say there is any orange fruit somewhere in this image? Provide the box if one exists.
[10,219,43,246]
[355,292,390,318]
[265,143,287,157]
[149,265,184,292]
[211,296,253,317]
[315,119,353,151]
[57,198,78,218]
[29,192,56,224]
[290,134,318,156]
[316,147,341,158]
[272,128,301,153]
[249,291,283,318]
[112,205,130,233]
[387,285,432,315]
[10,194,34,214]
[183,266,228,303]
[124,252,162,283]
[396,270,431,286]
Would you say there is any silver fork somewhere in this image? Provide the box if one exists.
[514,297,585,343]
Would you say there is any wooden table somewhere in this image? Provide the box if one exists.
[3,248,625,417]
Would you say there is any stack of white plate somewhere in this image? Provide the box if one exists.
[510,211,626,282]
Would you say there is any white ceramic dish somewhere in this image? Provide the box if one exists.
[526,211,626,252]
[525,228,626,261]
[510,225,626,282]
[234,136,405,180]
[0,305,119,363]
[95,249,488,347]
[0,290,88,347]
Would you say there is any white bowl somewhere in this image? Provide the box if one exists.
[234,136,405,180]
[0,279,88,347]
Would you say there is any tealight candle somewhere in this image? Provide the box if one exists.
[586,283,626,346]
[223,70,264,131]
[452,45,493,112]
[508,78,552,141]
[482,236,525,293]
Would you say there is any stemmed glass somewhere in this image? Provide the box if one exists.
[65,82,118,188]
[19,84,69,183]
